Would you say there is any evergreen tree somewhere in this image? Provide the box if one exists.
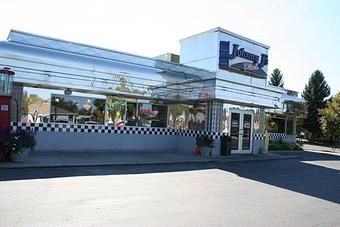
[302,70,331,142]
[319,92,340,144]
[269,68,284,87]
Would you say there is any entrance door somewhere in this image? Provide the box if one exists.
[229,109,253,154]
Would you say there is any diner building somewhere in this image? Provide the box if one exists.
[0,27,301,154]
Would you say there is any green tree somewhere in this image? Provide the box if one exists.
[51,97,78,113]
[302,70,331,142]
[115,76,147,95]
[319,92,340,143]
[115,76,130,93]
[22,92,45,115]
[269,68,284,87]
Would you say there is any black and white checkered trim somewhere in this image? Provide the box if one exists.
[10,122,273,140]
[253,133,265,140]
[11,122,228,139]
[11,122,177,135]
[269,133,296,142]
[176,129,228,139]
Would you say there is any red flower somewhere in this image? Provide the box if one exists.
[194,147,201,156]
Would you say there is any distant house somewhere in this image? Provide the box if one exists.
[27,102,50,123]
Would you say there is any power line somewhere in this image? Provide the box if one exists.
[0,58,281,104]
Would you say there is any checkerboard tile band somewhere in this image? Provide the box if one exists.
[10,122,272,140]
[10,122,269,140]
[268,133,296,142]
[11,122,228,139]
[253,133,265,140]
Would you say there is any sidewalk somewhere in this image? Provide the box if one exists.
[0,150,300,169]
[303,144,340,154]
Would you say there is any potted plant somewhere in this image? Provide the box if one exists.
[6,129,36,162]
[195,135,215,156]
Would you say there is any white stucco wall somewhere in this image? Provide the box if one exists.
[179,28,285,108]
[180,32,219,72]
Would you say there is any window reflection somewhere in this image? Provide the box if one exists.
[138,103,153,127]
[223,104,229,133]
[188,105,206,130]
[151,105,167,127]
[50,94,105,124]
[137,102,168,127]
[286,117,294,135]
[22,91,49,123]
[106,96,126,126]
[267,116,286,133]
[230,112,240,150]
[126,102,138,126]
[168,104,206,130]
[106,96,168,127]
[168,104,189,129]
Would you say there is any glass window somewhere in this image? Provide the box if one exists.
[188,105,206,130]
[222,104,229,132]
[168,104,189,129]
[286,117,294,135]
[268,117,286,133]
[106,96,126,126]
[22,91,49,123]
[242,114,252,150]
[138,103,153,127]
[151,105,168,127]
[107,99,169,128]
[126,102,138,126]
[137,103,168,127]
[230,112,240,150]
[253,109,260,133]
[50,94,105,124]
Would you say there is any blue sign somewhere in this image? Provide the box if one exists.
[219,41,268,78]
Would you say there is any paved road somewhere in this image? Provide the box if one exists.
[303,143,340,153]
[0,151,339,227]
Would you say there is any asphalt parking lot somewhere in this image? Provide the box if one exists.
[0,151,339,227]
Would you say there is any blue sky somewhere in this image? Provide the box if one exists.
[1,0,339,95]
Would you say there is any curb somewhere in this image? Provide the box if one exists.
[0,155,300,169]
[0,159,215,169]
[217,155,300,163]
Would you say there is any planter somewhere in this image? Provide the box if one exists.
[10,148,31,162]
[201,146,212,156]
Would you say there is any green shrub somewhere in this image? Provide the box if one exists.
[268,140,303,151]
[0,130,36,158]
[196,135,215,148]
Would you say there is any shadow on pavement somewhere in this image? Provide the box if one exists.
[1,151,339,204]
[217,155,340,204]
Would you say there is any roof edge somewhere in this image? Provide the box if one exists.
[7,29,160,63]
[5,29,215,77]
[180,27,270,49]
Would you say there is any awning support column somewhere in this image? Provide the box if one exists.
[205,100,223,132]
[293,115,297,136]
[11,83,23,123]
[259,108,266,134]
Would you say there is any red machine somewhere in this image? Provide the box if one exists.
[0,96,11,133]
[0,67,15,133]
